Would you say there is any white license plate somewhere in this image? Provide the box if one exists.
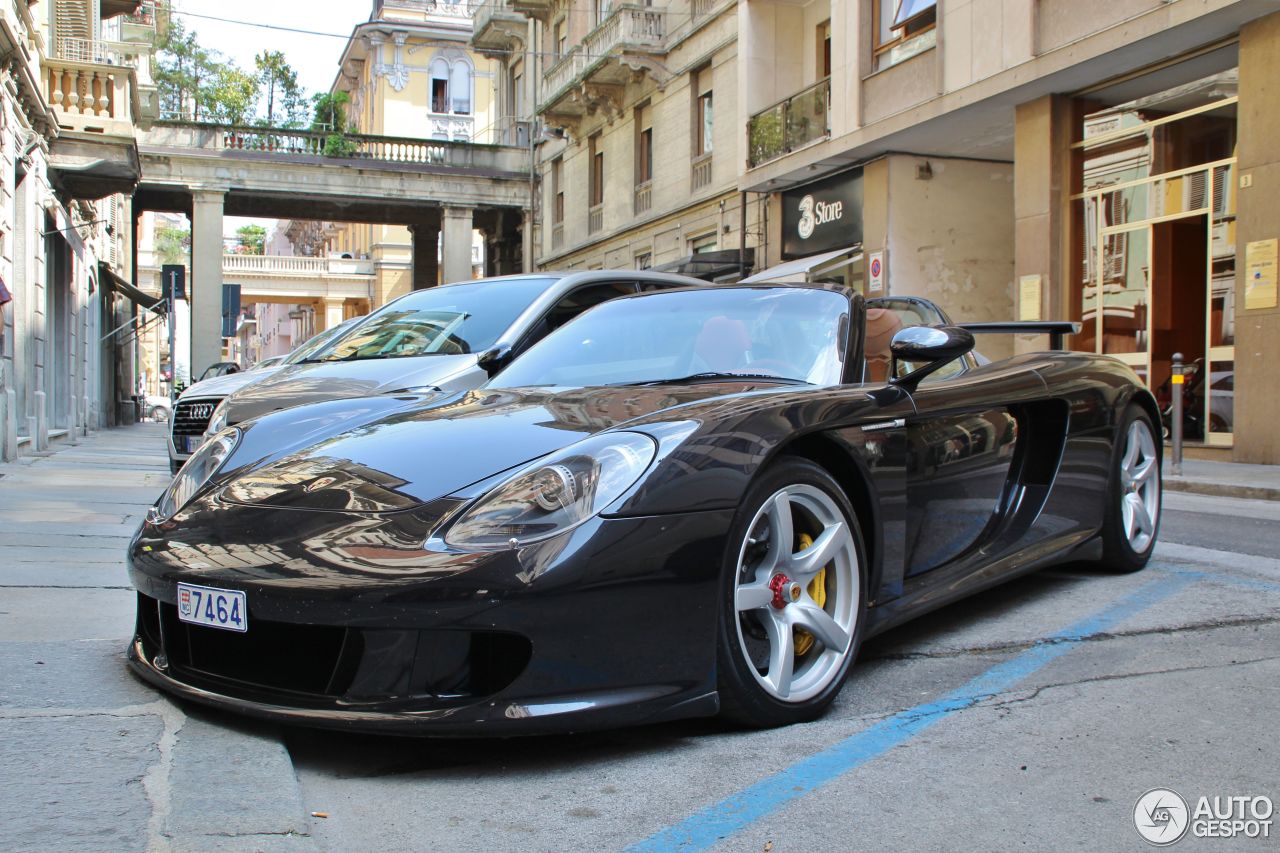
[177,583,248,633]
[181,436,203,453]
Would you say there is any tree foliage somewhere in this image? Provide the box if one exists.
[155,226,191,267]
[233,224,267,255]
[311,90,357,156]
[255,51,308,128]
[155,21,310,127]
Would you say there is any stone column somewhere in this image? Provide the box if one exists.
[1235,11,1280,463]
[322,297,346,331]
[1013,95,1074,355]
[190,190,226,378]
[409,222,439,290]
[441,206,474,285]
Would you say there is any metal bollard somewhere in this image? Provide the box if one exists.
[1170,352,1183,476]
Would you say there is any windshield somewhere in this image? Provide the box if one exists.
[493,287,850,388]
[303,277,558,363]
[283,317,361,366]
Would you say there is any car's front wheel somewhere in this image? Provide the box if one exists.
[716,459,866,727]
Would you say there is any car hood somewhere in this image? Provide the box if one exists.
[221,355,479,425]
[218,382,776,513]
[179,367,282,400]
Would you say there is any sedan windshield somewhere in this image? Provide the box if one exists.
[493,287,850,388]
[303,277,557,363]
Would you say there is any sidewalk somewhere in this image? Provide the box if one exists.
[0,423,314,852]
[1165,457,1280,502]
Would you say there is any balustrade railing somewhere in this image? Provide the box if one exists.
[691,0,716,22]
[634,181,652,215]
[552,222,564,250]
[143,122,528,172]
[540,4,666,109]
[588,203,604,234]
[691,153,713,191]
[747,77,831,168]
[45,58,135,124]
[222,254,375,276]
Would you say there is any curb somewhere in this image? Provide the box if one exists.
[1165,479,1280,502]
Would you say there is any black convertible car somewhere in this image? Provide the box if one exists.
[127,285,1162,733]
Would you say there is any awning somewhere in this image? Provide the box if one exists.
[739,246,860,284]
[653,248,755,283]
[99,262,163,311]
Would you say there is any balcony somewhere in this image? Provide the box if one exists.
[470,0,527,56]
[510,0,555,23]
[44,41,143,198]
[747,78,830,169]
[634,181,652,215]
[540,4,667,125]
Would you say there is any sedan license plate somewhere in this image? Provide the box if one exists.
[176,583,247,633]
[181,436,203,453]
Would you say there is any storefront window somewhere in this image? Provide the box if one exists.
[1071,67,1238,444]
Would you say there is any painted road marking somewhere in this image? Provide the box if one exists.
[628,574,1197,852]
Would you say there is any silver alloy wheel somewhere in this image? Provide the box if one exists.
[733,484,859,703]
[1119,418,1161,553]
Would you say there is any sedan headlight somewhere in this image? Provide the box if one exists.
[443,432,657,551]
[202,398,230,442]
[153,429,240,521]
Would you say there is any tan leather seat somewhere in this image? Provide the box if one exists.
[864,308,904,382]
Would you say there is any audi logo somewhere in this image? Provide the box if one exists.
[185,403,215,420]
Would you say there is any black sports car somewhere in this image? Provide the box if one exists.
[126,285,1163,733]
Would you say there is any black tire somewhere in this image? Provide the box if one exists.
[716,458,867,727]
[1097,405,1162,573]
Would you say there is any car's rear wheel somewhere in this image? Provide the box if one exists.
[1098,405,1162,573]
[717,459,866,727]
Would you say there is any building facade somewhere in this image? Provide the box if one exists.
[476,0,757,279]
[0,0,155,460]
[322,0,510,307]
[489,0,1280,462]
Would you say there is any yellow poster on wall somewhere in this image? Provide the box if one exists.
[1245,238,1278,310]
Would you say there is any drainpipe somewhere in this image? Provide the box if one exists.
[739,191,749,278]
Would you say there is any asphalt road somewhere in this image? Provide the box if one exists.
[2,427,1277,852]
[284,488,1280,852]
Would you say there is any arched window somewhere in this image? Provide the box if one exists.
[430,58,450,114]
[450,61,472,115]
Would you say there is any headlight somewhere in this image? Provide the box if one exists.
[443,432,657,551]
[201,398,230,442]
[153,429,240,521]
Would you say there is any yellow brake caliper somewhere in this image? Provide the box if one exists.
[793,532,828,656]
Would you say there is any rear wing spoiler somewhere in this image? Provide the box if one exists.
[958,322,1081,351]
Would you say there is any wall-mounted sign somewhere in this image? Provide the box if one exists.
[868,251,884,293]
[781,169,863,259]
[1245,238,1278,310]
[1019,275,1043,321]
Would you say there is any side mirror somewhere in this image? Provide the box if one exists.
[889,325,975,390]
[476,343,514,378]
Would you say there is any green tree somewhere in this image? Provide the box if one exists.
[155,226,191,267]
[200,65,258,126]
[311,91,357,156]
[254,51,308,128]
[234,224,267,255]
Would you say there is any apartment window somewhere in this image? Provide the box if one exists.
[636,105,653,184]
[554,18,567,59]
[508,62,524,119]
[635,252,652,270]
[590,136,605,207]
[818,20,831,78]
[429,56,472,115]
[874,0,937,69]
[696,68,716,156]
[690,233,718,254]
[551,157,564,224]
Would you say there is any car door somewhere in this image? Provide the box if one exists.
[901,363,1041,577]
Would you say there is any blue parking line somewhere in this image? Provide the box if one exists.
[628,574,1197,853]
